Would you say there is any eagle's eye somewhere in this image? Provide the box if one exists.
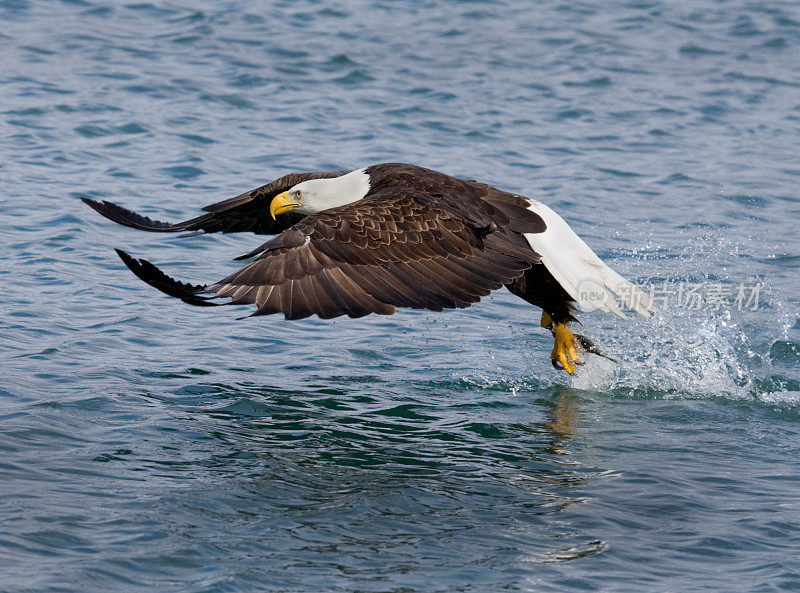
[293,190,303,200]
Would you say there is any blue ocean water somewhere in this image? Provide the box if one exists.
[1,1,799,591]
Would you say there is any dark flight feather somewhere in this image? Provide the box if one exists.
[114,249,217,307]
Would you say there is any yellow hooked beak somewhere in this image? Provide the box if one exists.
[270,191,301,219]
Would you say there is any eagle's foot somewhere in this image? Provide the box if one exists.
[550,323,581,374]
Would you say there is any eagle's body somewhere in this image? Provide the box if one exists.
[84,163,653,372]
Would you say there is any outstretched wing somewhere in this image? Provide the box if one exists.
[82,171,345,235]
[118,187,543,320]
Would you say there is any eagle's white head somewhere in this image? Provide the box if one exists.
[270,167,371,218]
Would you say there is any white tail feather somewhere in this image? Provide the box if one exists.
[523,199,654,318]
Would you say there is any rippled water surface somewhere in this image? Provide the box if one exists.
[2,1,800,591]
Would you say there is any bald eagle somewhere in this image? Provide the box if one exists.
[83,163,653,373]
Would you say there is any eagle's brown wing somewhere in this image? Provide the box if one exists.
[82,171,344,235]
[118,186,543,319]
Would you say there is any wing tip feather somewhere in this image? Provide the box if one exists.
[114,248,219,307]
[82,197,180,232]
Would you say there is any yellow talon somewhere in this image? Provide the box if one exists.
[568,343,578,362]
[551,322,581,374]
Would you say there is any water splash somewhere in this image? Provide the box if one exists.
[571,304,799,407]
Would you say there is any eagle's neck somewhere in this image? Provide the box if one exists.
[299,168,371,213]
